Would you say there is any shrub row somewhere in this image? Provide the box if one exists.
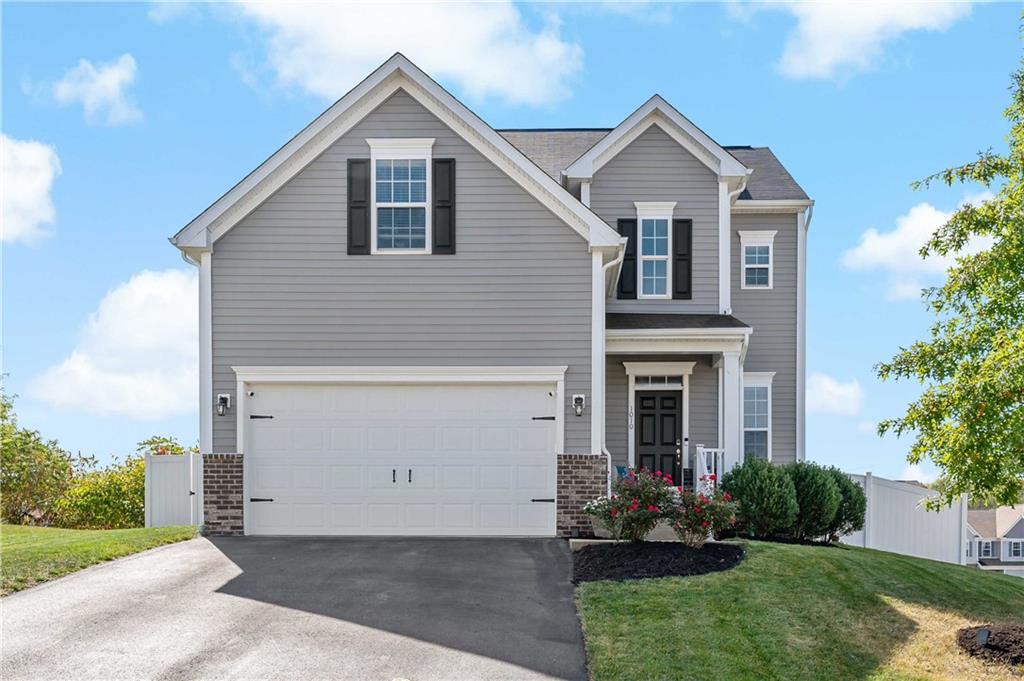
[584,468,738,547]
[721,459,866,542]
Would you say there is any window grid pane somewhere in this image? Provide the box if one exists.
[744,431,768,461]
[745,267,769,287]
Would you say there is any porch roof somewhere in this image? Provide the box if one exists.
[606,313,751,331]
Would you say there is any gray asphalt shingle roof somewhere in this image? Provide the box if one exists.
[607,313,751,330]
[497,130,808,201]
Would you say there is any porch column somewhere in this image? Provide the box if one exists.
[722,349,742,471]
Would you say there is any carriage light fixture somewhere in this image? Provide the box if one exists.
[216,394,231,416]
[572,394,585,417]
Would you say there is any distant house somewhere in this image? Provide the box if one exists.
[966,506,1024,578]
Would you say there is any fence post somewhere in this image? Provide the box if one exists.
[144,452,152,528]
[862,472,873,549]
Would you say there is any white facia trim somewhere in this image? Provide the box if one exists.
[733,199,814,214]
[739,229,777,290]
[171,54,621,252]
[634,201,677,218]
[565,96,749,180]
[369,138,434,255]
[198,251,213,454]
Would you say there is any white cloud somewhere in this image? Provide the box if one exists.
[841,194,994,300]
[225,2,582,106]
[901,463,938,485]
[857,420,877,435]
[29,270,198,420]
[1,135,62,244]
[148,1,195,23]
[53,54,142,126]
[807,372,864,416]
[732,2,972,80]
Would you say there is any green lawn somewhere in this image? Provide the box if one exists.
[577,540,1024,681]
[0,524,196,595]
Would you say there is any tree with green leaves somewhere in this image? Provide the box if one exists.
[877,61,1024,509]
[136,435,198,457]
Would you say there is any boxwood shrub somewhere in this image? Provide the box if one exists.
[721,458,798,538]
[783,462,841,540]
[824,467,867,542]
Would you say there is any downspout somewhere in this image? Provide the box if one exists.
[600,240,628,494]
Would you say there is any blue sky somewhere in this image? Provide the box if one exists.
[3,2,1019,478]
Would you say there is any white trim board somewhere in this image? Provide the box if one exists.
[171,53,621,255]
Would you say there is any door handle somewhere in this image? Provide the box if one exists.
[408,469,412,483]
[392,469,396,484]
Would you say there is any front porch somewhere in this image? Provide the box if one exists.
[603,313,753,491]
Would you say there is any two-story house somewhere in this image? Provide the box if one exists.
[172,54,812,537]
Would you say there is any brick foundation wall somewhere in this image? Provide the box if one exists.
[203,453,243,536]
[557,453,608,537]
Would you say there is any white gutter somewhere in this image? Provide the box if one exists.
[599,241,628,494]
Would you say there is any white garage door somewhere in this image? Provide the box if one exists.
[244,382,558,536]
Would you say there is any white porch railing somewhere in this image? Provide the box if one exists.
[693,445,725,495]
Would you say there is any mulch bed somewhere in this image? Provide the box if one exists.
[957,625,1024,667]
[573,541,744,583]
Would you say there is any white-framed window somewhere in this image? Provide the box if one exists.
[634,202,675,299]
[980,541,993,558]
[743,372,774,462]
[739,230,777,290]
[1010,540,1023,558]
[368,138,434,254]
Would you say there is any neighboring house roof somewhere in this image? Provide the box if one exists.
[726,147,809,201]
[607,313,751,330]
[969,509,998,538]
[498,129,609,181]
[498,130,806,201]
[171,53,622,255]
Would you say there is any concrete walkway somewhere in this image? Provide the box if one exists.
[1,537,587,680]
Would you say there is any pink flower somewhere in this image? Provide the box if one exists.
[723,492,732,501]
[611,507,619,517]
[708,474,717,482]
[655,470,663,477]
[702,520,709,528]
[695,506,702,514]
[627,470,635,479]
[647,504,659,512]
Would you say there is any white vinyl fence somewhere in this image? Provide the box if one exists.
[144,453,202,527]
[842,473,968,565]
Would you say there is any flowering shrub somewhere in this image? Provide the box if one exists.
[583,468,678,541]
[666,487,737,548]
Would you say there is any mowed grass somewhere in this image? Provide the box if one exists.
[577,540,1024,681]
[1,524,196,595]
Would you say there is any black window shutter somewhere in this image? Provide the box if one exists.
[347,158,370,255]
[432,158,455,254]
[672,218,692,300]
[617,219,637,299]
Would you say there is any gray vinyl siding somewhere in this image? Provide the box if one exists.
[732,213,798,463]
[590,125,719,313]
[605,355,719,469]
[211,90,593,453]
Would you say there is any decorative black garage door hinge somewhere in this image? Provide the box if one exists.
[531,498,555,503]
[531,416,556,421]
[249,414,274,419]
[249,498,274,502]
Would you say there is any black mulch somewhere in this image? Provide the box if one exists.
[572,541,744,583]
[957,625,1024,667]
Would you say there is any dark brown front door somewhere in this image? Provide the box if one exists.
[635,391,682,483]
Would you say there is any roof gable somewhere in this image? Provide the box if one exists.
[172,54,621,255]
[564,95,749,183]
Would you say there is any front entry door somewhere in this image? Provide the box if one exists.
[635,391,682,483]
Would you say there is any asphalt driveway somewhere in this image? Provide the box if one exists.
[0,536,587,680]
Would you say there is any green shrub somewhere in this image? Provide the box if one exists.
[583,468,677,541]
[0,392,93,525]
[721,459,798,537]
[52,456,145,529]
[784,462,841,540]
[824,467,867,542]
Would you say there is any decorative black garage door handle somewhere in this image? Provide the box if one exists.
[250,498,274,502]
[249,414,274,419]
[531,416,556,421]
[531,498,555,503]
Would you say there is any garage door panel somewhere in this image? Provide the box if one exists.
[245,382,557,536]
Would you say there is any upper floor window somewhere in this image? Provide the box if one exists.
[739,230,777,290]
[635,202,676,299]
[368,138,433,254]
[743,372,774,462]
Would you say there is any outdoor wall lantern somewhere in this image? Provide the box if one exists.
[572,394,586,417]
[216,394,231,416]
